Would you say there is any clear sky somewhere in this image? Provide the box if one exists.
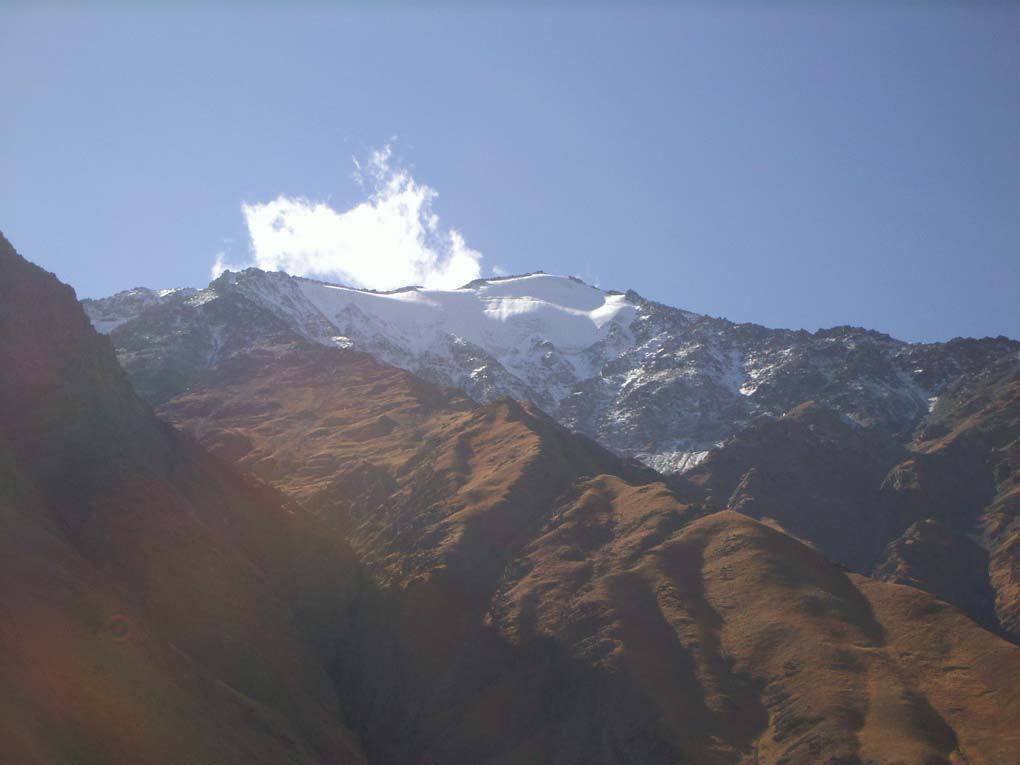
[2,3,1018,342]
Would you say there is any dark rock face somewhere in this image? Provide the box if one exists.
[681,402,905,570]
[87,283,298,406]
[885,355,1020,639]
[680,356,1020,642]
[0,234,368,764]
[874,519,1000,633]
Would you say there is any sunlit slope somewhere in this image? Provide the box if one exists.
[162,334,1020,764]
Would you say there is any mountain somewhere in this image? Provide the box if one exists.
[83,268,1019,473]
[156,332,1020,764]
[680,400,904,571]
[0,234,368,764]
[678,354,1020,642]
[84,266,1020,641]
[10,239,1020,763]
[879,353,1020,638]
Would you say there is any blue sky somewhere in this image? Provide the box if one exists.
[2,3,1018,342]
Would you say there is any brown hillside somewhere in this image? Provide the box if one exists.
[0,235,367,764]
[681,381,1020,643]
[162,335,1020,764]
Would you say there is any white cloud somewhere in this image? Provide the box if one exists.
[223,146,483,290]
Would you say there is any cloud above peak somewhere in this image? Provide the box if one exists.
[214,147,483,290]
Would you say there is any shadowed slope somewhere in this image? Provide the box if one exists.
[682,402,902,570]
[682,382,1020,642]
[883,354,1020,638]
[0,234,367,764]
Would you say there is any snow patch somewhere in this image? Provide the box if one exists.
[636,450,711,474]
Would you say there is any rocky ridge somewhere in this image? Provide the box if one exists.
[84,268,1019,473]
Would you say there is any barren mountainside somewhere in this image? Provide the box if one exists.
[4,232,1019,764]
[679,355,1020,643]
[87,266,1020,640]
[0,236,368,764]
[158,329,1020,763]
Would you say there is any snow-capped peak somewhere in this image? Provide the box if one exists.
[295,273,638,357]
[84,267,1020,475]
[82,286,197,333]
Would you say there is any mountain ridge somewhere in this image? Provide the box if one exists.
[84,267,1019,474]
[6,233,1020,762]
